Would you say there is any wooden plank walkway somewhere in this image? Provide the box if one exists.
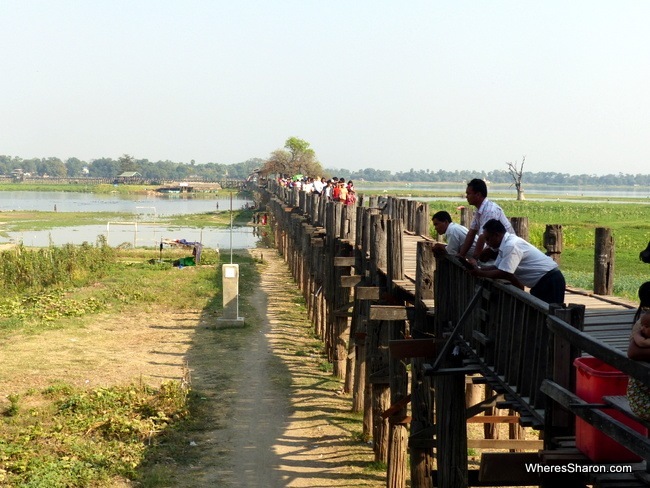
[398,232,639,353]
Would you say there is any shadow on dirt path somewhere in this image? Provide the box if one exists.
[180,248,384,487]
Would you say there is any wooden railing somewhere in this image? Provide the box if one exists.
[260,180,650,488]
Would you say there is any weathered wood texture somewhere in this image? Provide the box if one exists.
[594,226,615,295]
[543,224,563,263]
[262,180,647,488]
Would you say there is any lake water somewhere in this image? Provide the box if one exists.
[358,183,650,200]
[0,191,261,249]
[0,191,252,215]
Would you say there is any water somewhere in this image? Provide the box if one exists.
[0,191,261,249]
[0,191,252,215]
[10,224,264,250]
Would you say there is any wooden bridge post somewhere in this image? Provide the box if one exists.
[460,206,473,228]
[594,227,615,295]
[310,192,320,225]
[411,240,436,488]
[543,224,563,264]
[351,206,368,412]
[290,214,302,282]
[312,234,326,339]
[343,205,359,393]
[387,218,404,291]
[299,190,306,214]
[370,214,388,284]
[356,207,381,438]
[341,202,357,244]
[414,201,430,237]
[407,200,417,232]
[510,217,529,241]
[324,202,343,364]
[386,217,408,488]
[545,304,585,443]
[334,240,353,381]
[301,224,313,305]
[399,199,408,229]
[368,213,390,462]
[433,259,468,488]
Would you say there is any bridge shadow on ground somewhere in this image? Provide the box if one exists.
[137,249,383,487]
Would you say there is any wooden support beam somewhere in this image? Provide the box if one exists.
[334,256,356,266]
[369,305,410,321]
[466,416,520,424]
[355,286,382,300]
[388,338,436,360]
[418,438,544,450]
[340,275,362,287]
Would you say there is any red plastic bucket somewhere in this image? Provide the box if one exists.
[574,356,647,462]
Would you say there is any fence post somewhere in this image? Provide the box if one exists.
[510,217,529,241]
[460,206,473,228]
[594,227,615,295]
[543,224,563,264]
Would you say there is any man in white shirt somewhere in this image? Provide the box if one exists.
[470,219,565,304]
[313,177,325,195]
[458,178,514,261]
[431,211,477,256]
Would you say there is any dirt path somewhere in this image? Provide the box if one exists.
[0,249,384,487]
[199,249,383,487]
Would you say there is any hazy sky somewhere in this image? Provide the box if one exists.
[2,1,649,175]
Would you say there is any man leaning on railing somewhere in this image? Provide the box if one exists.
[467,218,566,305]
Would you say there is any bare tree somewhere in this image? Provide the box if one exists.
[506,156,526,201]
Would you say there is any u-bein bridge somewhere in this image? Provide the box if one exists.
[260,180,650,488]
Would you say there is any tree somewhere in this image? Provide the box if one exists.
[261,137,324,177]
[506,156,526,201]
[65,157,86,177]
[38,157,67,177]
[89,158,120,178]
[118,154,137,174]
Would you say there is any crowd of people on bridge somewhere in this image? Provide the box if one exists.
[277,174,357,205]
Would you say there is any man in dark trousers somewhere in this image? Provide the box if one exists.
[469,219,566,304]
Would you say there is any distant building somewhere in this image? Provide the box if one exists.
[117,171,142,178]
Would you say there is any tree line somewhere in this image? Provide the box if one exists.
[2,151,649,187]
[0,154,264,181]
[326,167,650,187]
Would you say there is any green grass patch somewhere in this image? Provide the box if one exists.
[0,381,190,487]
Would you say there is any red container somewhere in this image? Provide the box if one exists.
[574,356,647,462]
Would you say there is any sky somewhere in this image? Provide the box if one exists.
[1,1,649,176]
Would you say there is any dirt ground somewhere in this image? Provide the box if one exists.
[0,249,384,487]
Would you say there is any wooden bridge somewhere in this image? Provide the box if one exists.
[261,181,650,488]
